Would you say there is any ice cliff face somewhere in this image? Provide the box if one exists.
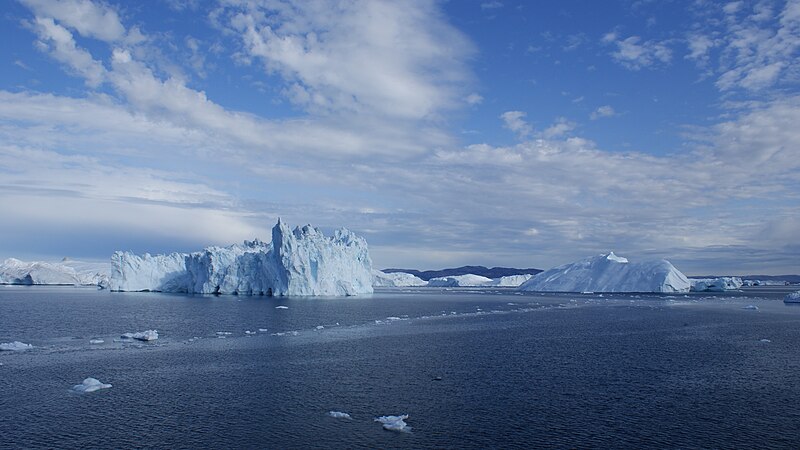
[486,274,534,287]
[109,219,373,296]
[0,258,108,286]
[372,270,427,287]
[518,252,690,293]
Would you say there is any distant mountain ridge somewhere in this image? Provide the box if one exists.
[383,265,542,281]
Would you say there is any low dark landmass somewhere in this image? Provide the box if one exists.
[383,265,543,281]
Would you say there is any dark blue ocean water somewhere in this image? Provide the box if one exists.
[1,286,799,449]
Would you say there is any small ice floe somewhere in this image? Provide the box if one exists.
[121,330,158,341]
[245,330,256,335]
[0,341,34,351]
[72,377,112,393]
[258,328,268,332]
[742,305,759,311]
[375,414,411,432]
[89,339,104,345]
[328,411,352,420]
[275,305,289,309]
[784,291,800,303]
[760,339,772,343]
[315,325,324,330]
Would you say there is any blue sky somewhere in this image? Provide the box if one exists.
[0,0,798,275]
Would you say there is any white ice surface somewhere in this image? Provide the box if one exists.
[328,411,352,419]
[110,219,373,296]
[427,274,493,287]
[375,414,411,432]
[519,252,690,293]
[72,378,112,393]
[0,258,109,286]
[0,341,33,351]
[486,274,535,287]
[690,277,743,292]
[121,330,158,341]
[784,291,800,303]
[371,270,427,287]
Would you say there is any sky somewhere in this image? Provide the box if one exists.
[0,0,798,275]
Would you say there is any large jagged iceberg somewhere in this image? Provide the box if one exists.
[372,270,427,287]
[518,252,690,293]
[110,219,373,296]
[785,291,800,303]
[0,258,108,286]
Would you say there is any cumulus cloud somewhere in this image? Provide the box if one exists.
[30,17,106,87]
[590,105,616,120]
[603,33,672,70]
[500,111,532,138]
[215,0,474,120]
[20,0,126,42]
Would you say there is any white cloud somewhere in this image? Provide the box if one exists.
[465,93,484,105]
[216,0,474,120]
[500,111,532,138]
[604,34,673,70]
[590,105,616,120]
[481,2,503,10]
[30,17,106,87]
[541,117,575,139]
[20,0,126,42]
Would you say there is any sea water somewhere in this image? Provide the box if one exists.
[1,286,799,448]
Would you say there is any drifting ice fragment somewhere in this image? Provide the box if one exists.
[121,330,158,341]
[328,411,352,419]
[375,415,411,432]
[72,377,112,393]
[742,305,759,310]
[89,339,104,344]
[784,291,800,303]
[275,306,289,309]
[0,341,33,351]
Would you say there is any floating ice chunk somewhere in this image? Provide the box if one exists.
[375,414,411,432]
[121,330,158,341]
[519,252,690,293]
[245,330,256,335]
[89,339,104,344]
[742,305,759,310]
[328,411,352,420]
[428,274,493,287]
[315,325,324,330]
[760,339,772,343]
[275,305,289,309]
[72,377,112,393]
[784,291,800,303]
[690,277,743,292]
[258,328,268,332]
[0,341,33,351]
[216,331,233,336]
[372,270,427,287]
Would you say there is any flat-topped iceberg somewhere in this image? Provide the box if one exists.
[372,270,427,287]
[427,274,493,287]
[519,252,690,293]
[0,258,108,286]
[785,291,800,303]
[375,414,411,432]
[110,219,373,296]
[690,277,743,292]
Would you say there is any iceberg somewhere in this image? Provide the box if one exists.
[519,252,690,293]
[121,330,158,341]
[328,411,352,419]
[375,414,411,432]
[784,291,800,303]
[372,270,427,287]
[0,258,109,286]
[690,277,743,292]
[72,378,112,393]
[0,341,34,351]
[109,219,373,296]
[427,274,493,287]
[486,274,535,287]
